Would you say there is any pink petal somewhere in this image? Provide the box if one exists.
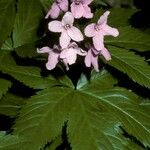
[46,52,59,70]
[93,34,104,50]
[67,26,84,42]
[103,25,119,37]
[58,0,68,12]
[85,49,99,72]
[45,3,60,19]
[83,0,93,5]
[84,49,92,67]
[48,21,63,32]
[60,48,77,65]
[101,48,111,61]
[60,31,71,48]
[71,2,84,18]
[62,12,74,26]
[98,11,110,25]
[37,47,52,53]
[84,23,96,37]
[83,5,93,19]
[91,55,99,72]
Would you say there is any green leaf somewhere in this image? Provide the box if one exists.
[107,46,150,88]
[12,87,73,150]
[0,0,16,47]
[0,51,56,89]
[1,37,13,51]
[0,132,26,150]
[106,27,150,51]
[15,43,39,58]
[13,0,43,48]
[0,93,25,117]
[45,135,62,150]
[11,71,149,149]
[40,0,53,11]
[108,8,137,27]
[91,8,136,27]
[77,69,117,90]
[0,79,12,99]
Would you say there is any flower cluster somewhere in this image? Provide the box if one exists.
[37,0,119,72]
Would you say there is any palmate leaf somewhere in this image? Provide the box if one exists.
[13,0,43,48]
[106,26,150,51]
[11,71,149,150]
[40,0,53,11]
[107,46,150,88]
[0,0,16,48]
[0,79,12,99]
[0,51,56,89]
[92,8,136,28]
[0,132,26,150]
[0,93,25,117]
[14,43,39,58]
[1,37,13,51]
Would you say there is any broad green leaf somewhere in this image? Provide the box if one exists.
[94,0,134,7]
[77,69,117,90]
[1,37,13,51]
[0,79,12,99]
[0,132,26,150]
[108,8,137,27]
[40,0,53,11]
[106,27,150,51]
[107,46,150,88]
[11,71,149,149]
[91,8,136,27]
[13,87,73,150]
[0,93,25,117]
[0,0,16,47]
[15,43,39,58]
[0,51,56,89]
[45,135,62,150]
[13,0,43,48]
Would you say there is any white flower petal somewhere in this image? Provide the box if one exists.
[68,26,84,42]
[48,21,63,32]
[62,12,74,26]
[98,11,110,25]
[84,23,96,37]
[60,31,71,49]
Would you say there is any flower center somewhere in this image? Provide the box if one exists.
[64,24,71,30]
[74,0,82,5]
[94,24,102,31]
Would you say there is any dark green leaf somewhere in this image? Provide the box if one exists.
[11,73,149,149]
[107,46,150,88]
[0,0,16,47]
[40,0,53,11]
[0,132,26,150]
[15,43,39,58]
[106,27,150,51]
[0,93,25,117]
[13,0,43,47]
[0,51,56,89]
[0,79,12,99]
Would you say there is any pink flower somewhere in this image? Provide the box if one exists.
[71,0,93,19]
[48,12,84,49]
[84,11,119,50]
[45,0,68,19]
[60,42,87,69]
[84,46,111,72]
[37,45,60,70]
